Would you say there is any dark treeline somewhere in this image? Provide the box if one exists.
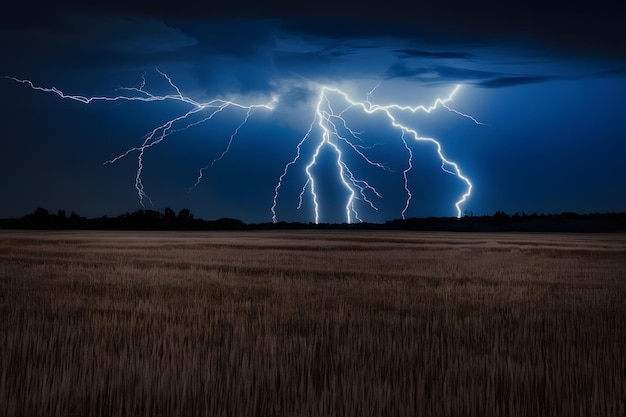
[1,208,626,232]
[0,208,243,231]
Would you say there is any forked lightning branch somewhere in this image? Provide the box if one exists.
[5,71,482,223]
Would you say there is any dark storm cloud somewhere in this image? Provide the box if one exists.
[328,49,356,57]
[4,0,625,60]
[0,13,197,64]
[385,62,562,89]
[394,49,475,59]
[0,11,284,95]
[385,63,496,83]
[172,19,278,58]
[586,67,626,78]
[3,1,623,95]
[477,76,556,88]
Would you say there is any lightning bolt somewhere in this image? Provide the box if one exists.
[5,72,482,223]
[271,83,483,224]
[4,71,276,207]
[188,107,254,192]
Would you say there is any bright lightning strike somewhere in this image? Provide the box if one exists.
[271,83,483,224]
[5,72,482,223]
[4,71,276,208]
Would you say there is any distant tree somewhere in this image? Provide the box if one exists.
[163,207,176,221]
[68,212,87,229]
[140,210,161,229]
[493,211,510,225]
[69,212,83,221]
[177,208,191,221]
[22,207,51,229]
[33,207,49,218]
[162,207,176,229]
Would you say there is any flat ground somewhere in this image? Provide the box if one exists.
[1,230,624,416]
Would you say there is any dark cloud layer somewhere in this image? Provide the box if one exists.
[394,49,475,60]
[478,76,556,88]
[3,1,625,59]
[384,63,555,89]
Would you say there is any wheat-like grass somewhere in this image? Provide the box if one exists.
[0,231,624,416]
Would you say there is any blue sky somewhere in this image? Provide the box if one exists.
[1,1,625,223]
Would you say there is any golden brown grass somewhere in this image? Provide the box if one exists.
[0,230,624,417]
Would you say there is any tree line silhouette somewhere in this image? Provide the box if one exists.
[1,208,625,232]
[0,208,242,231]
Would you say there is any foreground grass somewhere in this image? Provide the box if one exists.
[0,230,624,416]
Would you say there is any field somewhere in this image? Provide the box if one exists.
[0,230,624,417]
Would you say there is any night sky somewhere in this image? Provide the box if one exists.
[1,1,625,223]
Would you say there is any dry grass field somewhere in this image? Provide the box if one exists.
[0,230,624,417]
